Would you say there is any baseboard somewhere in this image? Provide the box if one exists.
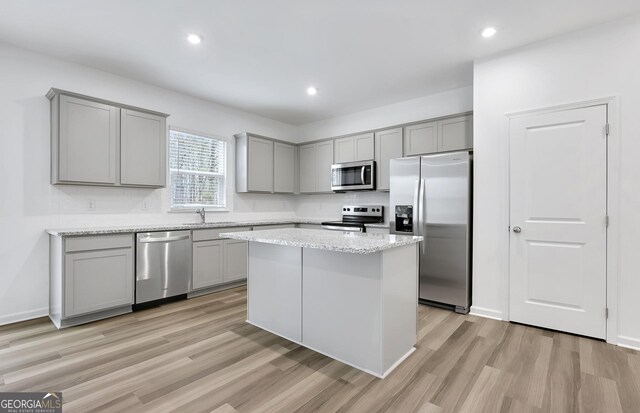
[0,307,48,326]
[469,306,504,321]
[616,335,640,351]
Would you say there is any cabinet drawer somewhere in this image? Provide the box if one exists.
[65,234,133,253]
[193,226,251,242]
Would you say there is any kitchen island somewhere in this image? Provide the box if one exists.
[220,228,423,378]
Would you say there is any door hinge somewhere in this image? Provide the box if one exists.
[605,123,610,136]
[606,216,609,228]
[605,308,609,319]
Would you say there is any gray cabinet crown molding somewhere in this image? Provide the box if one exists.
[46,88,169,118]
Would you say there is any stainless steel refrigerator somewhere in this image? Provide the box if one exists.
[390,151,472,314]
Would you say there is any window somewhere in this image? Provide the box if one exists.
[169,129,227,209]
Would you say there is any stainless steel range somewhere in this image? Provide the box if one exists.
[321,205,384,232]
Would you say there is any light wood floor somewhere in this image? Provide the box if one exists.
[1,286,638,413]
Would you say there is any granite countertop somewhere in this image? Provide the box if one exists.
[46,218,328,237]
[221,228,422,254]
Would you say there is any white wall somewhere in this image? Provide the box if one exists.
[298,86,472,142]
[473,16,640,347]
[0,42,299,325]
[295,86,473,219]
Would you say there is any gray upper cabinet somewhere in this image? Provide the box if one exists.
[403,115,473,156]
[298,140,334,194]
[55,94,118,185]
[299,143,317,193]
[273,142,295,193]
[375,128,403,191]
[48,89,169,188]
[333,136,355,164]
[247,136,274,192]
[120,109,166,187]
[316,140,334,193]
[235,133,297,193]
[439,115,473,152]
[404,121,439,156]
[333,133,374,163]
[354,133,375,161]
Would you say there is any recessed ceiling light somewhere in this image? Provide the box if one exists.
[307,86,318,96]
[481,27,497,38]
[187,33,203,45]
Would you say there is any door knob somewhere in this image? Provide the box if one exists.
[513,226,522,233]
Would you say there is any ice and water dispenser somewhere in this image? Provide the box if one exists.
[394,205,414,233]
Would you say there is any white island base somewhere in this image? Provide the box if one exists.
[245,241,418,378]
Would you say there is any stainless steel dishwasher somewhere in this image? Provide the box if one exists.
[136,230,192,304]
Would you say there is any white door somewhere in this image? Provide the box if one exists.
[509,105,607,339]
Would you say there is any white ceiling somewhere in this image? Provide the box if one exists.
[1,1,639,125]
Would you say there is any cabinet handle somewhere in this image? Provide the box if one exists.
[139,235,190,243]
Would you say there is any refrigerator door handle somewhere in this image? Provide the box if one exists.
[413,179,420,235]
[418,178,426,253]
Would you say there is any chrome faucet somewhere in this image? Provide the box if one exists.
[196,208,206,224]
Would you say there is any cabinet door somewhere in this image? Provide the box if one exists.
[404,121,438,156]
[299,144,317,193]
[247,136,274,192]
[58,95,118,184]
[353,133,375,161]
[316,140,334,192]
[120,109,166,187]
[439,115,473,152]
[375,128,403,191]
[64,247,133,317]
[192,240,224,290]
[334,136,355,163]
[273,142,295,193]
[224,239,248,282]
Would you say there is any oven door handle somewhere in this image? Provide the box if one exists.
[361,166,366,185]
[322,225,364,232]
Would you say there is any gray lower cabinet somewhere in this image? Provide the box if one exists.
[191,227,251,292]
[48,88,169,188]
[375,127,403,191]
[120,109,166,187]
[224,239,248,282]
[50,234,134,328]
[192,239,224,289]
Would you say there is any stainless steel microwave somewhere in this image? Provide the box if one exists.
[331,161,376,191]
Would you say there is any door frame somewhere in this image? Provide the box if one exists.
[504,96,619,344]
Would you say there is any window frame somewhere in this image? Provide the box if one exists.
[167,126,231,212]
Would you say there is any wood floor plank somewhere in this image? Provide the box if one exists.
[0,285,637,413]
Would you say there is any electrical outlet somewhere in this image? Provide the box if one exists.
[88,200,96,211]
